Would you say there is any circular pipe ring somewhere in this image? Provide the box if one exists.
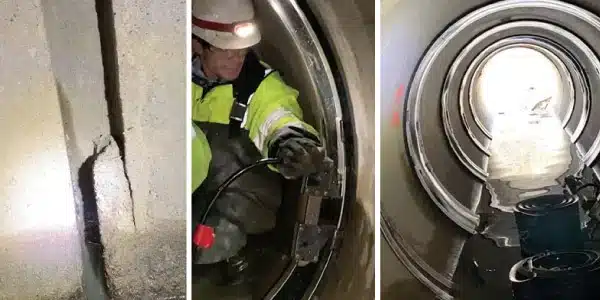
[406,0,600,233]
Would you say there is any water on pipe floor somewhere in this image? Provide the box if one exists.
[455,110,582,299]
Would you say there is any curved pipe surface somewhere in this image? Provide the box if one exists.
[465,39,579,141]
[254,0,375,298]
[382,0,600,299]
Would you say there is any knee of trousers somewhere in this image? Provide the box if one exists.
[215,191,278,234]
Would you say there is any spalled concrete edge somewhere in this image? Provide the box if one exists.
[91,0,187,298]
[98,223,187,299]
[91,135,186,299]
[111,0,187,230]
[93,135,136,240]
[39,0,115,298]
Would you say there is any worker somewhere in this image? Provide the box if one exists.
[191,0,332,285]
[191,122,211,192]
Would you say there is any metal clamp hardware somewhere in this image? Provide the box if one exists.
[229,101,247,123]
[292,223,336,263]
[291,172,337,264]
[563,174,600,239]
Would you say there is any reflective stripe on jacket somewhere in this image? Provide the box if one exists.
[190,54,321,236]
[191,67,319,159]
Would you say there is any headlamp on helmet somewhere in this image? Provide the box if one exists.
[232,21,256,38]
[193,17,258,38]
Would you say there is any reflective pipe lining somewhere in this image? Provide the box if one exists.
[255,0,349,297]
[459,20,594,152]
[462,38,577,144]
[465,38,579,143]
[445,23,590,179]
[255,0,374,298]
[264,0,347,190]
[407,0,600,233]
[382,0,600,299]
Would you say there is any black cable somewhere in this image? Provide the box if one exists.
[200,157,282,224]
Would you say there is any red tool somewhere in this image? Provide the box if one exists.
[193,224,215,249]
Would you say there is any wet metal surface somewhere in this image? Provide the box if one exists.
[380,0,489,298]
[487,112,577,211]
[477,46,581,248]
[457,103,581,299]
[380,1,600,299]
[482,110,580,248]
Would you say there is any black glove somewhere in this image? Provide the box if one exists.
[274,137,333,179]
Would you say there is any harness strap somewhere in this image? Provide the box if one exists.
[229,51,267,137]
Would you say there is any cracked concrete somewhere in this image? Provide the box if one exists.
[1,0,186,298]
[100,222,186,299]
[111,0,187,228]
[93,0,187,298]
[92,136,186,299]
[93,136,136,238]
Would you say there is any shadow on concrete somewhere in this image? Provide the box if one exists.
[78,151,110,298]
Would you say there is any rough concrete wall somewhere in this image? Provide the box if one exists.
[307,0,376,299]
[99,0,187,298]
[93,136,185,298]
[40,0,110,167]
[39,1,113,297]
[112,0,187,228]
[0,1,85,298]
[1,0,187,298]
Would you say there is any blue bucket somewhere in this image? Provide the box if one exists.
[514,194,584,257]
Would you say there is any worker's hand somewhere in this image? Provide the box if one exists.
[275,137,333,179]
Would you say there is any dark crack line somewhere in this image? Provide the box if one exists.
[95,0,136,229]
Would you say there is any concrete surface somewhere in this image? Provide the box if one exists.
[93,136,136,238]
[1,0,187,298]
[39,0,113,297]
[100,0,187,297]
[0,1,84,298]
[113,0,187,226]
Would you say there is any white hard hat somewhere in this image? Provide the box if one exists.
[192,0,261,50]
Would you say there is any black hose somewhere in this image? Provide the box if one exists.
[200,157,282,224]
